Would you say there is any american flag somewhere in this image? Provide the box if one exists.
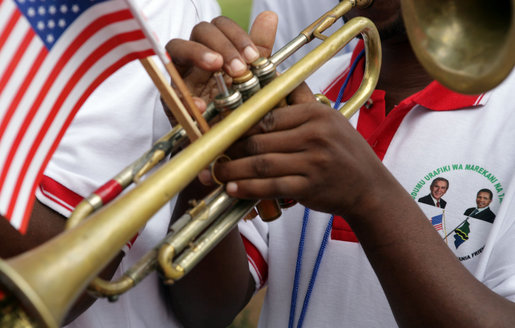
[0,0,157,233]
[431,213,444,231]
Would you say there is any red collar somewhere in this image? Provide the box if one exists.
[323,40,487,112]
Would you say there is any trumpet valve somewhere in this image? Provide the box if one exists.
[251,57,276,87]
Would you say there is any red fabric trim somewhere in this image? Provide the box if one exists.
[126,233,139,250]
[356,90,386,140]
[94,179,123,205]
[241,234,268,286]
[366,98,416,161]
[39,175,84,210]
[411,81,482,111]
[331,215,359,243]
[323,40,366,102]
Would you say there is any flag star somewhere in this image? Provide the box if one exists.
[47,20,55,29]
[37,21,45,30]
[46,34,54,43]
[58,19,66,28]
[71,5,80,13]
[27,7,36,17]
[17,0,26,3]
[49,6,56,15]
[38,6,45,15]
[60,5,67,14]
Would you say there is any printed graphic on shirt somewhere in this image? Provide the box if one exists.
[410,163,503,272]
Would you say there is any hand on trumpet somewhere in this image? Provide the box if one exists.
[165,12,276,111]
[164,13,396,220]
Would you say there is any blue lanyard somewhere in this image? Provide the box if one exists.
[289,49,364,327]
[333,49,365,110]
[288,207,334,328]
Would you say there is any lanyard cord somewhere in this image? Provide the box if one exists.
[289,50,364,327]
[288,207,334,328]
[333,49,365,110]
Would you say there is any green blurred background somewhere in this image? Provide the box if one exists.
[218,0,253,31]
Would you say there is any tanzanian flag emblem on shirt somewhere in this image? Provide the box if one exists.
[453,221,470,249]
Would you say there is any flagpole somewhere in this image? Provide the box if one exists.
[139,58,202,140]
[442,209,448,244]
[124,0,209,140]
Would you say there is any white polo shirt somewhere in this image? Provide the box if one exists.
[239,41,515,327]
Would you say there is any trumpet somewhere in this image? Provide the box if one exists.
[0,0,381,326]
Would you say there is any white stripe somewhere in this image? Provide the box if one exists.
[0,15,142,195]
[0,37,43,124]
[0,0,136,225]
[2,23,149,193]
[0,7,28,86]
[9,39,151,226]
[0,0,16,34]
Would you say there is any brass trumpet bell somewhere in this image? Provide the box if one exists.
[402,0,515,94]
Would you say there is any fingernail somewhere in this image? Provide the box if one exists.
[203,52,221,65]
[229,58,247,75]
[243,46,259,62]
[193,97,206,112]
[198,169,212,185]
[226,182,238,194]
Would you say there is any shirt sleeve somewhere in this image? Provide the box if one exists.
[238,217,270,291]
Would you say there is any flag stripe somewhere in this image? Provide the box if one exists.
[7,31,148,217]
[16,49,153,229]
[0,10,138,194]
[0,1,19,52]
[0,46,46,152]
[0,8,26,88]
[0,0,159,232]
[0,26,32,95]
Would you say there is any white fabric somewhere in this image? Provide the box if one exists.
[250,0,354,73]
[239,51,515,326]
[35,0,220,327]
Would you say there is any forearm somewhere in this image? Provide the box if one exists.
[347,180,515,327]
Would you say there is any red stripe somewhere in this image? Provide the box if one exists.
[0,29,33,94]
[0,10,132,152]
[0,41,45,150]
[0,9,20,50]
[7,30,148,217]
[241,234,268,286]
[0,10,133,140]
[17,50,153,233]
[0,10,136,209]
[94,179,124,205]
